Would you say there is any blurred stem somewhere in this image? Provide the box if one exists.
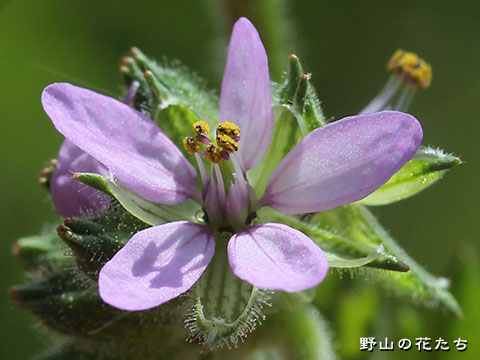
[212,0,292,82]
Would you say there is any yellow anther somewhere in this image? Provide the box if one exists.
[217,122,240,138]
[205,143,223,164]
[217,133,239,153]
[193,120,210,135]
[183,137,200,155]
[387,49,432,88]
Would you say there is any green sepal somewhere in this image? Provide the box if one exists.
[39,339,199,360]
[74,172,201,226]
[271,288,317,312]
[39,159,57,191]
[12,270,191,345]
[11,271,83,309]
[120,55,154,114]
[310,204,462,316]
[73,172,114,197]
[125,47,219,127]
[57,208,148,277]
[13,228,68,270]
[275,54,326,134]
[280,54,304,103]
[359,146,462,206]
[230,305,337,360]
[247,106,300,197]
[258,207,409,272]
[187,232,272,349]
[293,74,327,132]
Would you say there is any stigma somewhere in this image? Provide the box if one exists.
[183,121,240,163]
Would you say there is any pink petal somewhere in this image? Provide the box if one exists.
[51,140,110,217]
[228,223,328,292]
[42,83,198,205]
[220,17,274,171]
[98,221,215,311]
[260,111,423,214]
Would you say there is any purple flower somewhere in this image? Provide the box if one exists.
[49,83,140,218]
[41,18,422,311]
[51,140,110,217]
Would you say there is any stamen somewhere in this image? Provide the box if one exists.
[203,143,223,164]
[213,164,226,205]
[193,120,211,135]
[394,85,416,111]
[194,153,208,194]
[184,121,241,164]
[387,49,432,88]
[217,122,240,138]
[361,49,432,114]
[216,133,239,153]
[183,136,200,154]
[230,153,248,195]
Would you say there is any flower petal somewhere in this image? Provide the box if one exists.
[220,17,274,171]
[51,140,110,217]
[42,83,198,205]
[260,111,423,214]
[99,221,215,311]
[227,223,328,292]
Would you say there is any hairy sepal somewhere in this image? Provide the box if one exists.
[310,204,462,316]
[259,207,409,273]
[359,146,461,206]
[187,233,272,350]
[75,172,200,226]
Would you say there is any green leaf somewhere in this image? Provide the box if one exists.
[187,233,272,350]
[310,204,462,316]
[75,173,201,226]
[359,146,462,206]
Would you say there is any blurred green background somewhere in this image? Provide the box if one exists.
[0,0,478,359]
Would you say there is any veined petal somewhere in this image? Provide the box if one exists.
[260,111,423,214]
[99,221,215,311]
[51,140,110,217]
[220,17,274,171]
[227,223,328,292]
[42,83,198,205]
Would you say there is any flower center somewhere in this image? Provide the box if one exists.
[183,121,255,231]
[183,120,240,163]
